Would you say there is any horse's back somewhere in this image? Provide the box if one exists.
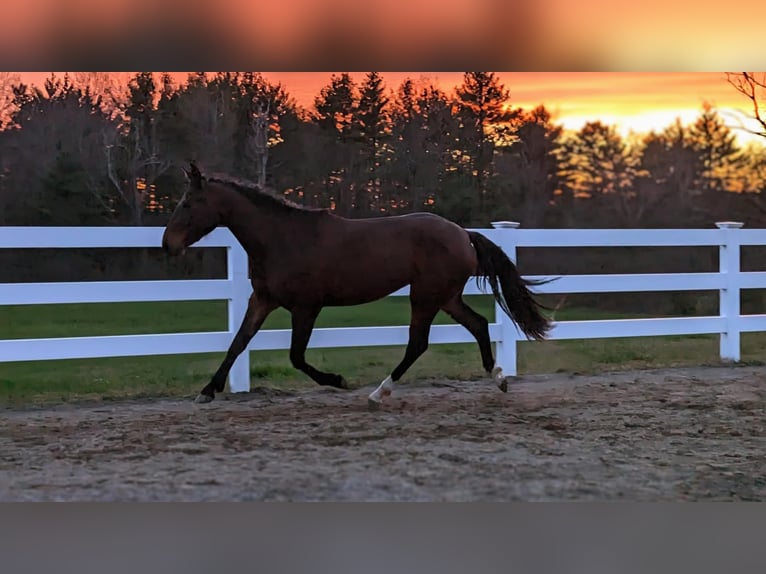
[346,211,467,237]
[333,211,476,276]
[275,210,478,307]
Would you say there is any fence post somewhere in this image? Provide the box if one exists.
[716,221,744,362]
[226,233,252,393]
[491,221,521,376]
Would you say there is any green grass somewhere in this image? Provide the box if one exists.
[2,296,765,406]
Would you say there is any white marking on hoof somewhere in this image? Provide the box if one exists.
[368,375,394,409]
[491,366,508,393]
[194,393,214,404]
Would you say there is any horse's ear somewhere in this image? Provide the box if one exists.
[187,161,204,190]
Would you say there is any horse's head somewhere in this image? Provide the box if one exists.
[162,162,222,256]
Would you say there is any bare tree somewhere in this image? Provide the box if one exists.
[0,75,125,226]
[725,73,766,225]
[172,73,239,173]
[726,73,766,138]
[103,121,172,226]
[244,101,271,187]
[103,73,172,226]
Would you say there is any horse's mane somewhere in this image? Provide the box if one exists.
[204,172,321,214]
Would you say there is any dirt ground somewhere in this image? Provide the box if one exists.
[1,365,764,501]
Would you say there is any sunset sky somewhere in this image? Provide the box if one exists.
[17,72,766,145]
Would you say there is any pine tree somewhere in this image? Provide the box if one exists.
[688,102,742,193]
[558,121,641,227]
[454,72,515,219]
[312,73,359,214]
[354,72,391,213]
[495,105,562,227]
[390,78,460,215]
[314,73,357,141]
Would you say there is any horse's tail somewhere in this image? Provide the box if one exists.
[467,231,552,341]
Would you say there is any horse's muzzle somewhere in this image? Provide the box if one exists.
[161,232,187,257]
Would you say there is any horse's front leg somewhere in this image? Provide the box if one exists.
[367,298,439,410]
[289,306,349,389]
[195,292,277,403]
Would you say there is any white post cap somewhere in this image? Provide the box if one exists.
[491,221,521,229]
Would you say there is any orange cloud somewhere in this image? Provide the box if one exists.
[3,1,765,68]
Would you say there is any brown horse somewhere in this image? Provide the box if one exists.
[162,162,551,408]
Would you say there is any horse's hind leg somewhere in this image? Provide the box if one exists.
[289,307,348,389]
[368,299,440,410]
[196,292,277,403]
[442,296,507,391]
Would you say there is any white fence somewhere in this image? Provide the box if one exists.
[2,221,766,392]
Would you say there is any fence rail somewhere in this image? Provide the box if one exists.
[1,221,765,393]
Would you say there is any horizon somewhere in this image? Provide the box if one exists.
[12,72,766,146]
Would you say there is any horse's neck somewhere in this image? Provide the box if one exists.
[220,192,289,255]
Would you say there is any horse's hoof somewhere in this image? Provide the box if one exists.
[491,366,508,392]
[194,393,214,404]
[367,398,382,412]
[325,375,349,390]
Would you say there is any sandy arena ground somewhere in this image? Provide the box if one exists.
[1,365,764,501]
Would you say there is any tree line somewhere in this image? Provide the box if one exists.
[2,71,766,231]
